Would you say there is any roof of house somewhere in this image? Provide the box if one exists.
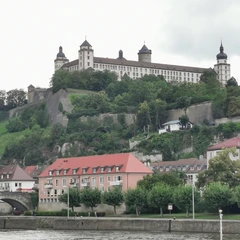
[80,40,92,47]
[162,120,181,125]
[151,158,207,173]
[62,57,209,73]
[207,137,240,151]
[0,165,34,181]
[24,165,48,179]
[39,153,152,178]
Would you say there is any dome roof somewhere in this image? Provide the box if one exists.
[216,43,227,60]
[57,46,66,58]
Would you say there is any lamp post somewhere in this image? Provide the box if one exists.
[219,209,223,240]
[192,178,195,220]
[67,187,70,219]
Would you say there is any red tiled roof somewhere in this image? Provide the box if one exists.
[24,166,36,176]
[24,165,48,178]
[39,153,152,177]
[207,137,240,151]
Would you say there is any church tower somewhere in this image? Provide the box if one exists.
[78,40,94,70]
[138,44,152,63]
[214,42,231,86]
[54,46,69,71]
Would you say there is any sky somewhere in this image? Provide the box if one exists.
[0,0,240,91]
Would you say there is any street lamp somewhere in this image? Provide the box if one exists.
[192,178,195,220]
[67,187,70,219]
[219,209,223,240]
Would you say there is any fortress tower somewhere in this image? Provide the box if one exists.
[138,44,152,63]
[214,42,231,86]
[78,40,94,70]
[54,46,69,71]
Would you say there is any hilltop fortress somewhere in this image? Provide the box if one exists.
[54,40,231,85]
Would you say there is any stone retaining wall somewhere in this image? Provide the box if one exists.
[0,217,240,234]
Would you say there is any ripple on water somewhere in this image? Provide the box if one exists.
[0,230,239,240]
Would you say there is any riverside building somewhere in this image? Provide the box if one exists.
[54,40,231,86]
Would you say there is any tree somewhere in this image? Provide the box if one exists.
[137,172,184,191]
[6,89,26,109]
[204,182,233,212]
[227,77,238,87]
[6,117,26,133]
[137,101,151,131]
[197,148,240,188]
[102,187,124,215]
[124,187,147,216]
[30,192,39,210]
[59,187,81,211]
[234,185,240,208]
[148,184,172,216]
[172,185,200,217]
[80,188,101,212]
[0,90,6,107]
[179,115,189,129]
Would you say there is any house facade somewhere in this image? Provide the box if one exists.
[0,165,35,192]
[159,120,193,134]
[54,40,230,84]
[38,153,152,205]
[151,158,207,185]
[206,137,240,168]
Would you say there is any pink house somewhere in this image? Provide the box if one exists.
[38,153,152,203]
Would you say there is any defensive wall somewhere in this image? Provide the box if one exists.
[0,217,240,234]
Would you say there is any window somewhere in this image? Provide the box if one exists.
[6,174,9,179]
[56,170,59,175]
[82,169,86,174]
[108,167,112,172]
[62,179,66,187]
[114,176,122,181]
[99,176,104,185]
[1,175,3,179]
[92,177,96,186]
[87,56,90,60]
[92,168,96,173]
[116,166,120,172]
[107,176,111,182]
[100,167,104,173]
[56,179,59,186]
[87,62,90,66]
[15,183,17,187]
[49,171,52,176]
[72,169,77,174]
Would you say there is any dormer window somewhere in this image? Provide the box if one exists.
[1,175,3,179]
[72,169,77,175]
[100,167,104,173]
[49,171,52,176]
[82,169,86,174]
[108,167,112,173]
[93,168,97,173]
[6,174,9,179]
[166,167,169,172]
[190,166,195,170]
[63,170,67,175]
[116,166,120,172]
[56,170,60,175]
[160,167,163,172]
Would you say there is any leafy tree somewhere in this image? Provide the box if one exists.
[172,185,200,217]
[59,187,81,211]
[197,148,240,188]
[80,188,101,212]
[227,77,238,87]
[124,187,147,216]
[179,115,189,129]
[204,182,233,212]
[102,187,124,215]
[0,90,6,107]
[6,89,26,108]
[6,117,26,133]
[51,70,70,93]
[234,185,240,208]
[148,184,172,216]
[137,101,151,131]
[227,96,240,117]
[30,192,39,210]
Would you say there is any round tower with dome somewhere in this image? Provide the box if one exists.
[214,42,231,85]
[54,46,69,71]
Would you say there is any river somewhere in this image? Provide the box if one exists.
[0,230,239,240]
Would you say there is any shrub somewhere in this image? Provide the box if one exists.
[23,211,32,216]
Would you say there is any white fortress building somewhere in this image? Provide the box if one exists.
[54,40,231,85]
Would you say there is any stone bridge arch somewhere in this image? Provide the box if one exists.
[0,192,33,213]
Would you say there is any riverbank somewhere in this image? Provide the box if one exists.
[0,216,240,234]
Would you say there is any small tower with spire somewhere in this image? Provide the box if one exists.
[78,39,94,70]
[138,43,152,63]
[214,41,231,86]
[54,46,69,71]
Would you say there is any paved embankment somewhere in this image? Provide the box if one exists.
[0,217,240,234]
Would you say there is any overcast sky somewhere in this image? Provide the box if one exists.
[1,0,239,91]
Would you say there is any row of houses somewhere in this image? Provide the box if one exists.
[0,137,240,208]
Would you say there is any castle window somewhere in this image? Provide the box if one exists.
[87,56,90,60]
[145,68,147,72]
[88,51,89,54]
[87,62,90,66]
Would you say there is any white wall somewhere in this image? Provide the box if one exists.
[0,181,35,192]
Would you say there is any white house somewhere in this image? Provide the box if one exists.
[159,120,193,134]
[151,158,207,186]
[206,137,240,168]
[0,165,35,192]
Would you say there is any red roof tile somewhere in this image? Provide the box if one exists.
[207,137,240,151]
[39,153,152,178]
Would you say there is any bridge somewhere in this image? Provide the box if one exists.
[0,192,33,213]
